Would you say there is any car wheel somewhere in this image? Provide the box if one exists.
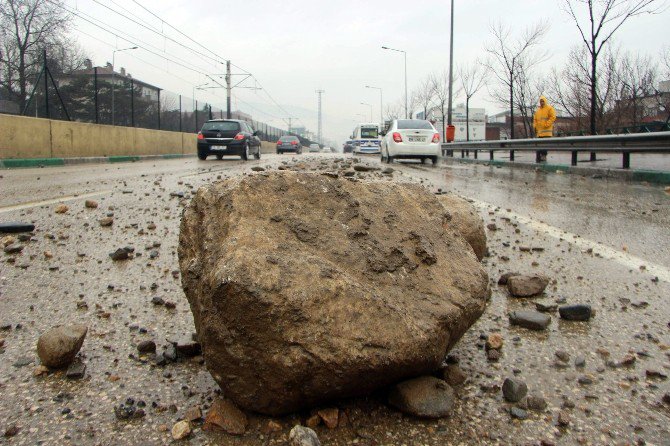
[431,156,438,165]
[216,154,223,160]
[277,150,282,154]
[198,151,208,160]
[254,145,261,160]
[241,142,250,161]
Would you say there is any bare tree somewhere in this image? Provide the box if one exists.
[430,70,450,140]
[0,0,71,111]
[458,60,488,141]
[617,52,658,125]
[414,77,435,120]
[485,21,549,139]
[561,0,663,134]
[383,101,403,122]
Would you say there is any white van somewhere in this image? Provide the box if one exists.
[351,123,381,154]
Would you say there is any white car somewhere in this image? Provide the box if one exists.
[380,119,440,165]
[309,143,320,152]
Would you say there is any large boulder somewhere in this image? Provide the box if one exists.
[437,194,486,261]
[178,172,489,415]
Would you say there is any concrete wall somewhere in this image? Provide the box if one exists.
[0,114,197,159]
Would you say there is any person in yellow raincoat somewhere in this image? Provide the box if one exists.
[533,96,556,161]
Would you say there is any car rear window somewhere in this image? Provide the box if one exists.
[201,121,240,131]
[397,120,433,130]
[280,136,298,142]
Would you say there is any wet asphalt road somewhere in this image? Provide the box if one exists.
[0,154,669,445]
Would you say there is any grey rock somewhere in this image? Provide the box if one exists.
[288,425,321,446]
[65,358,86,379]
[442,365,467,386]
[13,356,34,368]
[174,338,201,357]
[109,248,130,261]
[507,275,550,297]
[36,324,88,368]
[137,340,156,354]
[525,393,548,411]
[0,222,35,233]
[164,344,178,362]
[509,311,551,331]
[574,356,586,368]
[502,378,528,403]
[555,350,570,362]
[510,406,528,419]
[387,376,455,418]
[558,304,592,321]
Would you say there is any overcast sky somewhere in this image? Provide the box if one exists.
[65,0,669,143]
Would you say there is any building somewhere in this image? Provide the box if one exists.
[58,59,161,102]
[420,104,487,141]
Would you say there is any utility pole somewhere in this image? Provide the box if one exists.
[447,0,454,126]
[316,89,324,145]
[226,60,232,119]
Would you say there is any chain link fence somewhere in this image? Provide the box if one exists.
[9,53,292,143]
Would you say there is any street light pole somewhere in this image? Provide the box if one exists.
[365,85,383,125]
[381,46,408,118]
[111,46,137,125]
[360,102,373,122]
[447,0,455,126]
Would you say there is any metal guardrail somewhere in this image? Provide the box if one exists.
[441,131,670,169]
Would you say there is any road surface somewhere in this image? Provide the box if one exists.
[0,155,668,445]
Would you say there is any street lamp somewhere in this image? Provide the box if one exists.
[381,46,407,118]
[111,46,138,125]
[360,102,373,122]
[365,85,383,125]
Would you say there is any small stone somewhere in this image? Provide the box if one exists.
[174,339,201,357]
[99,217,114,227]
[184,406,202,422]
[109,248,129,261]
[0,222,35,233]
[288,425,321,446]
[265,420,282,433]
[3,244,23,254]
[84,200,98,209]
[502,378,528,403]
[578,375,594,385]
[555,350,570,363]
[251,166,266,172]
[486,333,504,350]
[646,369,668,379]
[151,296,165,306]
[525,393,548,411]
[36,324,88,368]
[55,204,69,214]
[171,420,191,440]
[33,365,49,377]
[509,311,551,330]
[317,408,339,429]
[203,399,248,435]
[574,356,586,368]
[507,275,549,297]
[487,349,501,362]
[387,376,455,418]
[442,365,467,386]
[557,410,571,426]
[305,414,320,428]
[662,393,670,405]
[65,358,86,379]
[137,340,156,354]
[559,304,592,321]
[4,424,19,437]
[510,406,527,419]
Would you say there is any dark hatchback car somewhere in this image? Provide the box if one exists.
[197,119,261,161]
[276,135,302,154]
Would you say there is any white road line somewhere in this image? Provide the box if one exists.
[0,190,112,214]
[468,197,670,284]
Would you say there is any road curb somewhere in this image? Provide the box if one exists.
[444,157,670,185]
[1,154,195,169]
